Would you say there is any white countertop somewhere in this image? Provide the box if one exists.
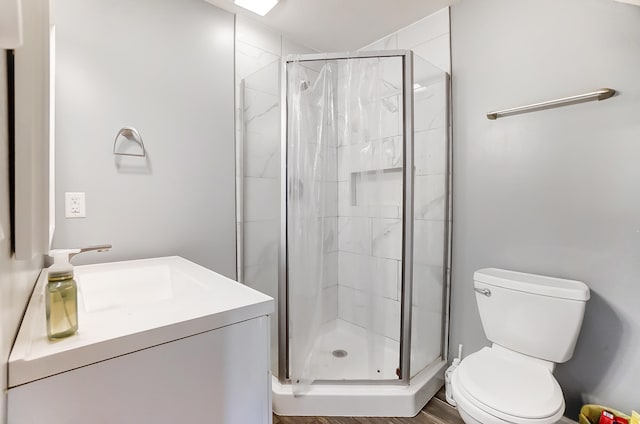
[9,256,274,387]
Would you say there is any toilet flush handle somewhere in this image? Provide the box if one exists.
[474,288,492,297]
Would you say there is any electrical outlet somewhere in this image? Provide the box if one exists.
[65,192,86,218]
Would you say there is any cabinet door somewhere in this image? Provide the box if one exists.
[9,316,271,424]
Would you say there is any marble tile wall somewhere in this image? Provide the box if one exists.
[361,8,451,74]
[333,8,450,355]
[335,55,405,342]
[235,16,318,375]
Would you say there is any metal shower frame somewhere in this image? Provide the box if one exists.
[278,50,451,386]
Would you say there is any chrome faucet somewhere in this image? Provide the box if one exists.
[68,244,112,262]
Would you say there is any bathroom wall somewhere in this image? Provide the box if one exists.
[361,8,451,74]
[450,0,640,416]
[332,56,406,343]
[0,51,43,424]
[0,0,50,421]
[53,0,236,278]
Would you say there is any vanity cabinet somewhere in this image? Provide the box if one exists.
[8,257,274,424]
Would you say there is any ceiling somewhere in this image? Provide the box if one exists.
[204,0,455,52]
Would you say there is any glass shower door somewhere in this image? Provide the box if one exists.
[238,60,282,378]
[410,54,450,377]
[286,59,337,392]
[285,52,409,391]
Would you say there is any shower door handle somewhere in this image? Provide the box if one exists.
[474,288,492,297]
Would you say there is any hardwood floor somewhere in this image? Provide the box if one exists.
[273,388,465,424]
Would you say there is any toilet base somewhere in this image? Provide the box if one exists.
[456,402,484,424]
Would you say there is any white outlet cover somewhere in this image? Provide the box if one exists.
[65,192,86,218]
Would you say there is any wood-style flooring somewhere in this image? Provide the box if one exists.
[273,387,465,424]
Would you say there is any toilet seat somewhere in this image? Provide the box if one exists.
[453,347,565,424]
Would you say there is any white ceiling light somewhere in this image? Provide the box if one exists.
[234,0,279,16]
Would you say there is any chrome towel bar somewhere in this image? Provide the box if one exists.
[487,88,616,120]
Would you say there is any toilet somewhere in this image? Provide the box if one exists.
[452,268,590,424]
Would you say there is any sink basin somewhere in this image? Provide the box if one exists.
[78,264,204,312]
[9,256,274,388]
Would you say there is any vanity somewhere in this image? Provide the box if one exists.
[8,256,274,424]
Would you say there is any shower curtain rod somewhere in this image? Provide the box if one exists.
[486,88,616,120]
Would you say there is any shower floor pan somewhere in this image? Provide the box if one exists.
[312,319,399,380]
[273,319,446,417]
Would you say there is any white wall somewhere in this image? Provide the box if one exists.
[450,0,640,417]
[361,8,451,74]
[53,0,236,278]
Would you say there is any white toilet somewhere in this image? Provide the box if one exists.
[452,268,590,424]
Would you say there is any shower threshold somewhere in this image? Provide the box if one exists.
[272,357,446,417]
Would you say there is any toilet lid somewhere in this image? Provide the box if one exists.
[456,347,564,419]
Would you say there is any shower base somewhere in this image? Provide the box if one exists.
[272,319,446,417]
[310,319,399,380]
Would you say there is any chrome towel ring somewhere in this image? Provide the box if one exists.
[113,127,146,157]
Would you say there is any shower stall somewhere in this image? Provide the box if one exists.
[238,50,451,417]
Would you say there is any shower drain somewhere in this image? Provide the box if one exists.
[332,349,348,358]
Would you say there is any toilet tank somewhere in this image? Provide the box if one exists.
[474,268,590,363]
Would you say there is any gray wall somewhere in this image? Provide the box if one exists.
[53,0,236,278]
[0,51,44,424]
[450,0,640,417]
[0,0,50,420]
